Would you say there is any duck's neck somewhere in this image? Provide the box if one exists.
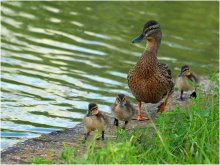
[141,38,160,68]
[146,37,160,52]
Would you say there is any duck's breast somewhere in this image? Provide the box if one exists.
[176,77,193,91]
[83,116,105,131]
[128,73,169,103]
[112,105,133,121]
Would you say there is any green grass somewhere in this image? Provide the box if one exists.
[32,156,53,164]
[33,73,219,164]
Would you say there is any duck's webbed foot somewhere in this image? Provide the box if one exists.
[132,113,149,121]
[157,94,171,113]
[132,101,149,121]
[122,121,128,130]
[113,118,119,127]
[135,114,149,121]
[102,131,104,140]
[180,90,184,101]
[157,102,166,112]
[190,91,197,99]
[96,131,105,141]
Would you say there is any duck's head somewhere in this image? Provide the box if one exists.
[115,94,126,108]
[132,20,162,44]
[179,65,191,77]
[87,103,99,117]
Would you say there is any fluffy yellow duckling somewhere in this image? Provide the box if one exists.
[83,103,108,140]
[111,94,135,129]
[176,65,199,100]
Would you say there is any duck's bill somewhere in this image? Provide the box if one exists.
[178,72,183,77]
[132,32,144,43]
[120,102,124,108]
[86,112,92,117]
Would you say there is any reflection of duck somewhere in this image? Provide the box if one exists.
[83,103,108,140]
[176,65,199,100]
[127,20,174,120]
[111,94,135,129]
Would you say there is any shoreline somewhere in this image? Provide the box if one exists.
[1,78,210,164]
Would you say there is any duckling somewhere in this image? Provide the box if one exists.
[83,103,108,141]
[176,65,199,100]
[111,94,135,129]
[128,20,174,120]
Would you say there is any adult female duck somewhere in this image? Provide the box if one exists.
[127,20,174,120]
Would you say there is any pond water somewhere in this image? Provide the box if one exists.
[1,1,219,150]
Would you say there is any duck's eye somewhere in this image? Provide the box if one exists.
[92,109,98,115]
[90,106,98,112]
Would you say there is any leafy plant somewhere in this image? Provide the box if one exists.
[59,145,76,164]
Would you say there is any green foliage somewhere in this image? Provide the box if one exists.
[59,145,76,164]
[32,156,53,164]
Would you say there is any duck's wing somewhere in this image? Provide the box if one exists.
[158,62,172,77]
[125,100,135,114]
[111,104,116,112]
[158,62,174,93]
[97,112,109,125]
[187,73,199,84]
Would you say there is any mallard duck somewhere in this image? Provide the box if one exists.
[176,65,199,100]
[83,103,108,140]
[127,20,174,120]
[111,94,135,129]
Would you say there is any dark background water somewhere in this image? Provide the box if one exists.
[1,1,219,150]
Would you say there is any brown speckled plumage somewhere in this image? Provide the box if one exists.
[128,21,174,106]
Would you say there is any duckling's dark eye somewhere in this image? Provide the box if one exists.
[90,106,98,111]
[182,68,189,72]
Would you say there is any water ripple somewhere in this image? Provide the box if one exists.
[42,5,60,13]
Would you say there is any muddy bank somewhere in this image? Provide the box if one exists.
[1,79,210,164]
